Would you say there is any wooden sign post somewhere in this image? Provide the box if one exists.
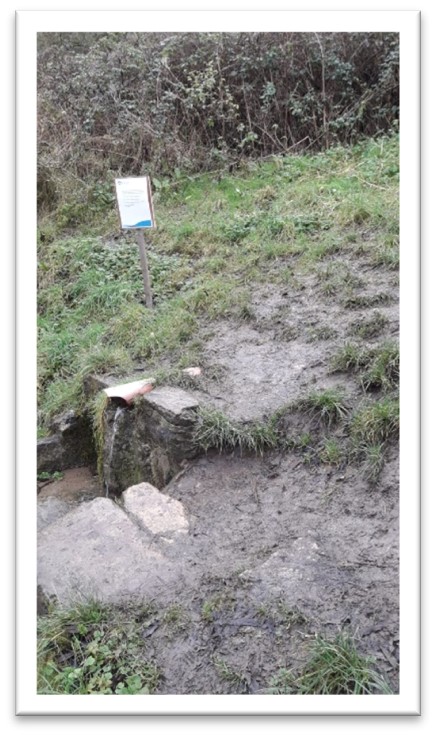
[115,176,156,308]
[135,229,153,309]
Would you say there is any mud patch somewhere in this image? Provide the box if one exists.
[37,450,399,693]
[188,260,398,423]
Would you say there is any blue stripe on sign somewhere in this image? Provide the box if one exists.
[129,219,153,228]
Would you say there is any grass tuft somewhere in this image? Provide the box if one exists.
[351,397,399,447]
[331,341,399,393]
[294,389,350,428]
[194,407,280,455]
[266,631,392,694]
[360,343,399,392]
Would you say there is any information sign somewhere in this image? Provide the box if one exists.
[115,176,155,229]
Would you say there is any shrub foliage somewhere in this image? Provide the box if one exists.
[37,31,399,210]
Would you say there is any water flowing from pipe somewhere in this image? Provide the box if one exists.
[105,406,125,497]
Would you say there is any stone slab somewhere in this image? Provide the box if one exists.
[37,497,182,606]
[122,482,189,541]
[38,497,72,531]
[143,387,199,425]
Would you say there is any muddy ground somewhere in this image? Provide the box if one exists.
[37,245,399,694]
[38,447,398,694]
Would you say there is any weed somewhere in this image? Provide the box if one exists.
[200,592,234,622]
[293,432,312,450]
[284,432,317,461]
[221,216,255,243]
[350,310,389,339]
[37,471,64,482]
[266,667,296,694]
[253,185,276,205]
[317,264,363,297]
[162,604,190,634]
[371,236,399,269]
[239,303,256,321]
[37,599,161,694]
[213,657,249,692]
[293,632,392,694]
[201,600,216,623]
[275,600,308,630]
[307,325,338,342]
[277,324,299,341]
[331,341,399,394]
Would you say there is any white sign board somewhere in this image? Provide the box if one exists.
[115,176,155,229]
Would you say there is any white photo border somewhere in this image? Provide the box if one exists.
[16,9,420,716]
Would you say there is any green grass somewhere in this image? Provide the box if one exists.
[266,632,392,694]
[360,343,399,392]
[37,470,64,482]
[348,396,399,482]
[331,342,374,373]
[351,397,399,447]
[194,407,281,455]
[342,293,392,310]
[38,134,399,431]
[293,389,350,428]
[319,438,343,466]
[331,341,399,393]
[361,443,386,483]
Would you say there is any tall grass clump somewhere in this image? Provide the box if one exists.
[194,407,280,455]
[266,632,392,694]
[294,389,350,427]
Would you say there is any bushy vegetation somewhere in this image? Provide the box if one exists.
[37,32,398,213]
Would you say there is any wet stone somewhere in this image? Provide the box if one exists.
[37,410,96,474]
[102,386,200,494]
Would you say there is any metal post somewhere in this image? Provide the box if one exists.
[135,229,153,308]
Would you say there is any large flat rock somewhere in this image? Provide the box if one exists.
[37,497,185,606]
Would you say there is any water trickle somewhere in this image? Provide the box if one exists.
[105,406,126,497]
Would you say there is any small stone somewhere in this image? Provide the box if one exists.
[122,482,189,540]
